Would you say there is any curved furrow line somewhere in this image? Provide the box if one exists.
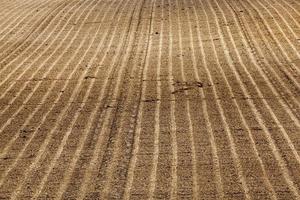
[1,0,299,198]
[208,0,299,198]
[122,0,162,198]
[0,0,21,12]
[239,0,300,75]
[148,1,163,198]
[0,0,20,11]
[0,0,73,95]
[87,4,146,199]
[117,27,148,200]
[223,0,300,122]
[245,0,300,91]
[167,0,179,198]
[208,0,282,198]
[0,0,68,66]
[187,0,224,198]
[0,6,78,153]
[0,0,71,78]
[229,0,300,79]
[285,0,300,10]
[221,1,300,118]
[169,2,197,198]
[0,0,97,188]
[0,0,40,34]
[207,0,300,197]
[23,2,126,199]
[0,0,91,155]
[15,0,119,197]
[272,0,300,28]
[217,0,300,193]
[0,0,56,55]
[138,1,174,198]
[83,5,145,198]
[0,0,38,23]
[85,12,142,199]
[122,75,145,199]
[51,1,142,198]
[67,16,143,199]
[6,0,106,198]
[0,0,35,11]
[262,0,300,36]
[229,0,300,143]
[277,0,300,18]
[30,0,137,198]
[200,0,252,198]
[253,0,300,54]
[72,1,141,199]
[0,2,81,128]
[0,0,88,154]
[174,0,199,197]
[223,0,300,124]
[0,0,45,28]
[228,0,300,114]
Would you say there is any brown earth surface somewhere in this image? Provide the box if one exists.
[0,0,300,199]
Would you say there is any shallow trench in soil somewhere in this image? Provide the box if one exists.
[0,0,299,199]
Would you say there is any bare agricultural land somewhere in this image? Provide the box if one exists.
[0,0,300,199]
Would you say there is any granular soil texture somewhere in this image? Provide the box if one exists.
[0,0,300,199]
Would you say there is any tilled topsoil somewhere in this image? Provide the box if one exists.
[0,0,300,199]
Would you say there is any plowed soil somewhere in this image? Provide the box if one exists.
[0,0,300,199]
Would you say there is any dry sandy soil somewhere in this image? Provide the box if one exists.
[0,0,299,199]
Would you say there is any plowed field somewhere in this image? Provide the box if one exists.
[0,0,300,199]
